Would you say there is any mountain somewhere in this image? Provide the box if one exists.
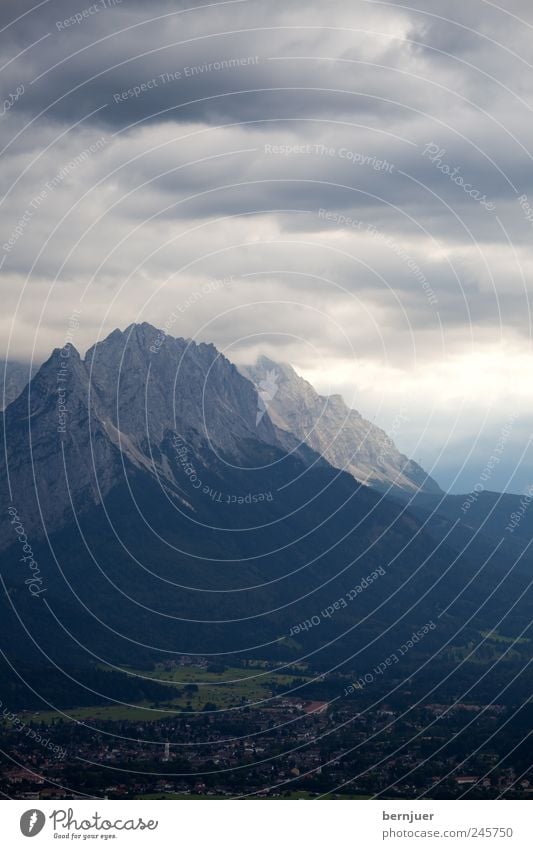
[0,325,530,692]
[241,356,442,498]
[0,324,285,549]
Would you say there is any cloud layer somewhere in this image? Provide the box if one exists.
[1,0,532,492]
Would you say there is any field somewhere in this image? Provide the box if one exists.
[18,663,311,725]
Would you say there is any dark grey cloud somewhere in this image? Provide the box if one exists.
[1,0,533,492]
[0,0,427,130]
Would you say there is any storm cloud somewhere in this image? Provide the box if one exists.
[1,0,532,492]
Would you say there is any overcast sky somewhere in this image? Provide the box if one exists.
[1,0,532,493]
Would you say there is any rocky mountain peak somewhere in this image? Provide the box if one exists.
[241,356,441,497]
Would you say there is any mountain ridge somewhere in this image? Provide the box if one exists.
[1,325,441,549]
[0,324,531,676]
[241,355,442,498]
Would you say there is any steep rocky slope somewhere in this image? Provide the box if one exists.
[242,356,442,497]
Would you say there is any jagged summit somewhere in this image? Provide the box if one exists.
[241,355,441,497]
[1,327,441,547]
[2,325,527,671]
[0,324,282,546]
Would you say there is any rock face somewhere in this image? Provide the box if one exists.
[0,344,121,549]
[84,322,280,461]
[0,325,290,547]
[1,325,530,671]
[241,356,442,497]
[1,326,443,550]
